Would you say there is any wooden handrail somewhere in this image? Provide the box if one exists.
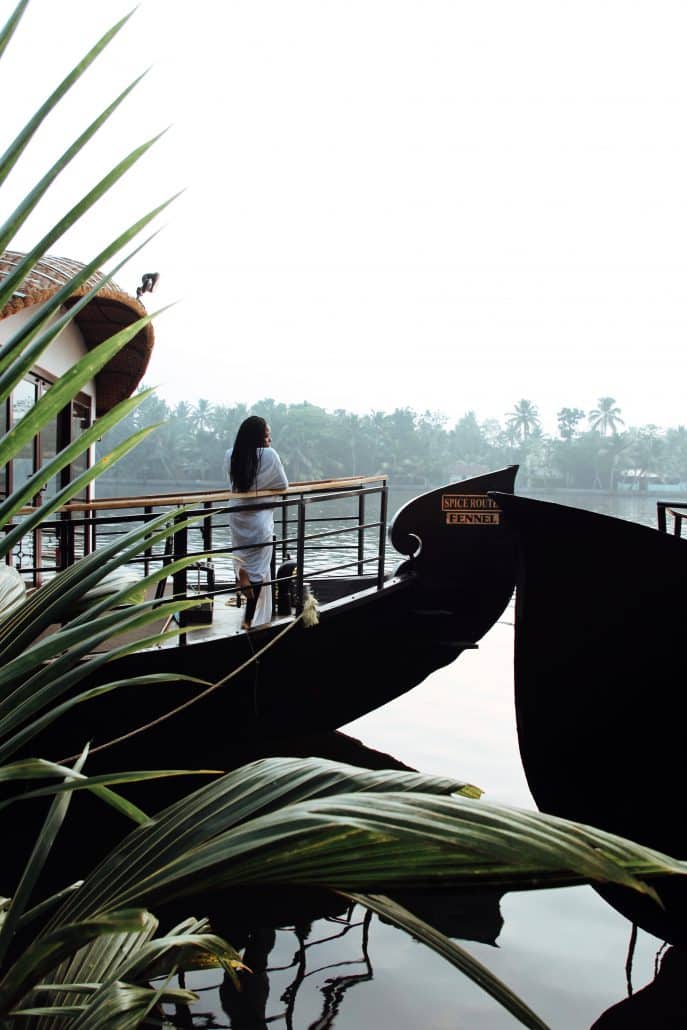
[14,474,388,516]
[656,499,687,532]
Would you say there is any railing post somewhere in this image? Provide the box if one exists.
[357,493,365,576]
[295,499,306,614]
[58,513,75,571]
[377,484,388,589]
[203,501,213,553]
[657,502,667,533]
[270,533,277,612]
[172,512,188,643]
[81,509,91,557]
[143,505,153,576]
[280,497,289,562]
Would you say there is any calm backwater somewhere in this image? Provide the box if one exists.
[132,483,686,1028]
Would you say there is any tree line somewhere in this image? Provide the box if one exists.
[96,392,687,490]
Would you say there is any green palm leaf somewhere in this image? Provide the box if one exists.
[0,6,132,188]
[0,2,28,64]
[15,915,244,1030]
[0,423,160,558]
[0,607,205,763]
[0,316,159,472]
[0,749,89,968]
[0,506,208,664]
[0,909,150,1015]
[47,758,686,930]
[0,132,170,314]
[0,760,218,814]
[0,71,148,256]
[0,222,169,384]
[0,388,155,527]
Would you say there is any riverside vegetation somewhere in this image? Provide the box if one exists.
[98,394,686,491]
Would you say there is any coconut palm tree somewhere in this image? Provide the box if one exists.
[192,397,215,434]
[506,399,541,443]
[589,397,625,437]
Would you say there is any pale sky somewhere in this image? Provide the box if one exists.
[4,1,687,433]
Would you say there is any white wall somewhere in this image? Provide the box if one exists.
[0,304,96,401]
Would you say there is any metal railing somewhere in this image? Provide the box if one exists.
[656,499,687,534]
[4,476,390,636]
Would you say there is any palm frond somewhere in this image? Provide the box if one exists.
[0,7,133,189]
[47,758,686,928]
[0,2,28,64]
[0,388,154,527]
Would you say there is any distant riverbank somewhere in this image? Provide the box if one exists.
[98,476,687,499]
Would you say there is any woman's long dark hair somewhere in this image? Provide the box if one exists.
[230,415,267,492]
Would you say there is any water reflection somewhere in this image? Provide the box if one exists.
[221,906,374,1030]
[161,883,507,1029]
[166,900,373,1029]
[162,889,686,1029]
[591,946,687,1029]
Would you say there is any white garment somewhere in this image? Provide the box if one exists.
[224,446,288,625]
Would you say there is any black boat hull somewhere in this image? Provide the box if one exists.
[493,492,687,943]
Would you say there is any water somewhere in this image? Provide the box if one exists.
[147,486,685,1027]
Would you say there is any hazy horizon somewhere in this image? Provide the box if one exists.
[6,2,687,436]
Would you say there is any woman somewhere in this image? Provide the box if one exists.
[224,416,288,629]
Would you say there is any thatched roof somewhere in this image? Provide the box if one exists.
[0,251,155,416]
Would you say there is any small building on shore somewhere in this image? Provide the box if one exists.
[616,468,677,492]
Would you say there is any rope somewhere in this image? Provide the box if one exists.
[59,612,306,764]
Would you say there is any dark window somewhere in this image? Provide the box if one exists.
[66,398,92,501]
[0,397,7,497]
[5,375,94,580]
[12,377,38,498]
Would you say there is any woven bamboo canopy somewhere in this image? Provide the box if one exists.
[0,250,155,416]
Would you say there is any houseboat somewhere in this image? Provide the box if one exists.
[1,251,519,801]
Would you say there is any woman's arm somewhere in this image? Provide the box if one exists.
[259,447,288,490]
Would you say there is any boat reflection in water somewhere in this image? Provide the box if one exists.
[157,730,505,1029]
[216,898,374,1030]
[591,946,687,1029]
[169,888,506,1030]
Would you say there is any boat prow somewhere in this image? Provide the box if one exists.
[391,465,519,644]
